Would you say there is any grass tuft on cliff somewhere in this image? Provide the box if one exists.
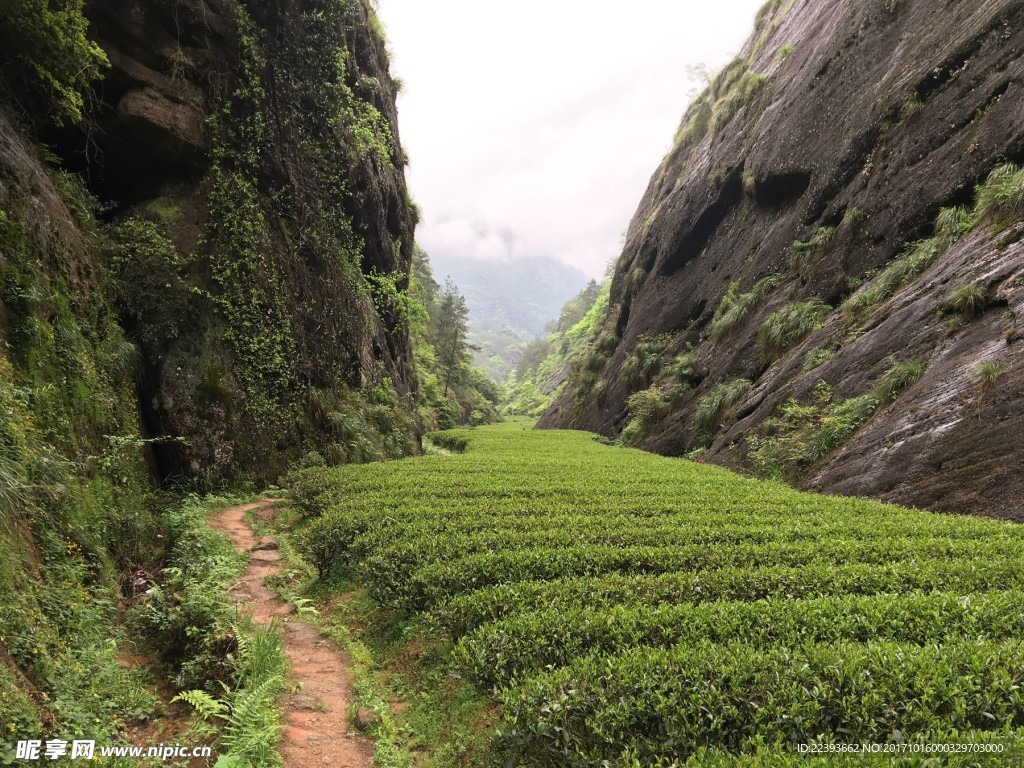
[693,378,753,442]
[757,299,831,358]
[709,274,783,341]
[974,163,1024,224]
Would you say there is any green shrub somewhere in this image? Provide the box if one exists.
[585,346,611,372]
[935,205,973,240]
[130,496,246,691]
[428,431,469,453]
[757,299,831,357]
[504,378,552,419]
[284,466,338,516]
[303,383,416,467]
[104,217,199,351]
[621,337,670,389]
[662,351,695,382]
[596,329,619,355]
[0,0,109,124]
[748,383,880,480]
[973,361,1004,405]
[660,351,695,401]
[458,590,1024,690]
[709,282,746,340]
[176,621,287,767]
[503,638,1024,765]
[619,387,668,447]
[285,422,1024,764]
[751,358,923,480]
[812,393,880,458]
[0,204,168,750]
[802,346,835,372]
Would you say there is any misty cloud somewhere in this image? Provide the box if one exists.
[377,0,765,279]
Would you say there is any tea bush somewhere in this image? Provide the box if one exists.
[289,424,1024,763]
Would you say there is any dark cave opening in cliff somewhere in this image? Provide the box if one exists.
[38,101,206,212]
[754,170,812,209]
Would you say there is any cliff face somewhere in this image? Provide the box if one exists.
[37,0,420,479]
[540,0,1024,517]
[0,0,416,741]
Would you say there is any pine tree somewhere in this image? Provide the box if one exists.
[434,277,473,397]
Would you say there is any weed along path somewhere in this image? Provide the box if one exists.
[210,500,372,768]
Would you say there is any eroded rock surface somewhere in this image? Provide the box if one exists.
[37,0,420,480]
[541,0,1024,517]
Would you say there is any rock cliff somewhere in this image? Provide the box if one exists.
[13,0,421,480]
[540,0,1024,517]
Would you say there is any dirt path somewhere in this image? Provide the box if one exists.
[210,500,372,768]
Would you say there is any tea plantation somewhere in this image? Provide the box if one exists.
[288,422,1024,766]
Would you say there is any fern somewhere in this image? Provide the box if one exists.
[291,597,320,616]
[222,675,285,765]
[172,689,229,720]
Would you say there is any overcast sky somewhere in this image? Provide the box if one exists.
[375,1,765,279]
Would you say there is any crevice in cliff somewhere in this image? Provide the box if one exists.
[803,125,883,226]
[754,170,811,209]
[659,166,745,277]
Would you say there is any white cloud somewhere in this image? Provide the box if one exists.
[376,0,765,279]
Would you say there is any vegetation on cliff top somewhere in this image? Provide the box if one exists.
[0,0,108,125]
[504,280,609,417]
[409,249,502,431]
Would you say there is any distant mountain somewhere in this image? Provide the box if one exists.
[429,254,589,380]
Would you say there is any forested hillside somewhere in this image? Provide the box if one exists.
[428,252,588,380]
[504,279,607,416]
[540,0,1024,517]
[409,248,502,430]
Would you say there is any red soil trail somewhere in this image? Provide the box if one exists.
[210,500,372,768]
